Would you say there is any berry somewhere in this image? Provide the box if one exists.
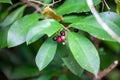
[60,31,65,36]
[61,36,65,40]
[53,36,57,41]
[74,29,79,32]
[57,37,62,43]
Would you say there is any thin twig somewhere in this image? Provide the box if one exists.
[86,0,120,43]
[28,0,61,7]
[103,0,110,11]
[21,0,42,13]
[90,36,99,49]
[28,0,46,6]
[94,60,118,80]
[101,1,105,12]
[49,0,61,6]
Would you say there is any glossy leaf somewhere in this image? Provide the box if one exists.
[0,6,26,48]
[0,0,11,4]
[86,12,120,25]
[7,13,41,47]
[56,0,101,15]
[70,12,120,42]
[0,5,26,27]
[35,38,57,70]
[67,31,100,75]
[70,20,115,41]
[62,54,84,77]
[26,19,63,44]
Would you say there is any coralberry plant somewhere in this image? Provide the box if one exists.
[0,0,120,80]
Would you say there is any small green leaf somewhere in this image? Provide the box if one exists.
[35,38,57,71]
[26,19,63,44]
[67,31,100,75]
[0,0,12,4]
[56,0,101,15]
[7,13,41,47]
[62,54,84,77]
[0,5,26,27]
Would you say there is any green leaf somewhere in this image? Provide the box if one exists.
[67,31,100,75]
[7,13,41,47]
[62,54,84,77]
[70,20,115,41]
[70,12,120,42]
[0,6,26,48]
[9,66,39,79]
[0,27,9,48]
[63,15,85,23]
[0,2,22,21]
[26,19,63,44]
[0,0,12,4]
[85,12,120,26]
[0,5,26,27]
[35,38,57,70]
[55,0,101,15]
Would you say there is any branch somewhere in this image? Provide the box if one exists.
[28,0,61,7]
[21,0,42,13]
[86,0,120,43]
[94,60,118,80]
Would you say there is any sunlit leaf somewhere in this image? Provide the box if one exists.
[0,6,26,48]
[67,31,100,75]
[35,38,57,70]
[70,12,120,42]
[7,13,41,47]
[26,19,63,44]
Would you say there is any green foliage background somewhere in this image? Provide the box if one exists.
[0,0,120,80]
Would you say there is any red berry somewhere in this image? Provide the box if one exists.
[57,37,62,43]
[53,36,57,41]
[60,31,65,36]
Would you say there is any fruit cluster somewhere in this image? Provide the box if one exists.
[53,31,65,43]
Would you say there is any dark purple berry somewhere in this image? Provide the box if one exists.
[74,29,79,32]
[60,31,65,36]
[53,36,57,41]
